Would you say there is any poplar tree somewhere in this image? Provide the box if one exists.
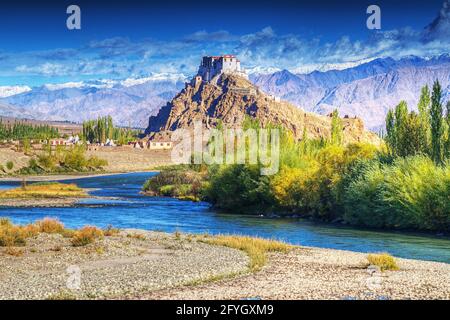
[430,80,443,164]
[445,101,450,159]
[417,85,431,154]
[385,109,396,154]
[330,109,343,145]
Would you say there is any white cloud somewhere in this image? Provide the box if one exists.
[120,73,187,87]
[44,82,85,90]
[2,1,449,86]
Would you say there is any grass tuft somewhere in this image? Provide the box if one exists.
[71,226,104,247]
[103,225,120,237]
[367,253,399,271]
[202,235,293,272]
[126,232,146,241]
[36,218,65,234]
[4,247,24,257]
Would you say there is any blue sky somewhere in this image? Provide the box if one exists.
[0,0,449,87]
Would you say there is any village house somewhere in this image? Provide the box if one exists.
[147,138,172,150]
[49,138,67,146]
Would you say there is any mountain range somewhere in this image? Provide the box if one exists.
[250,54,450,131]
[0,75,185,128]
[0,55,449,130]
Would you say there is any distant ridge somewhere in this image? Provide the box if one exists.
[251,55,450,130]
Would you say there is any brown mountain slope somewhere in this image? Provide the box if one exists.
[145,74,380,145]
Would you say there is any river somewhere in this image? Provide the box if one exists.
[1,172,449,263]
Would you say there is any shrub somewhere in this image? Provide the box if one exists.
[159,184,175,196]
[6,161,14,170]
[86,156,108,169]
[0,218,12,227]
[21,224,40,238]
[126,232,146,241]
[270,142,378,219]
[63,145,87,171]
[343,156,450,231]
[367,253,399,271]
[36,218,65,234]
[71,226,104,247]
[205,164,275,213]
[4,247,24,257]
[0,225,27,246]
[0,218,39,246]
[143,168,206,200]
[271,165,320,213]
[103,225,120,237]
[37,153,56,170]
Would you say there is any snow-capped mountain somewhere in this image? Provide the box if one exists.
[0,74,186,128]
[2,56,449,131]
[0,86,32,98]
[251,54,450,130]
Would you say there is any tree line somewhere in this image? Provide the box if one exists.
[385,80,450,164]
[81,116,140,145]
[0,120,59,140]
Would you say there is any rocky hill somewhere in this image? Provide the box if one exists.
[145,73,380,145]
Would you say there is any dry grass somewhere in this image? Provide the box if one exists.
[0,182,87,199]
[0,218,107,249]
[71,226,104,247]
[367,253,399,271]
[202,235,293,272]
[103,225,120,237]
[36,218,65,234]
[0,217,65,247]
[46,290,77,300]
[0,223,29,247]
[126,232,146,241]
[4,247,24,257]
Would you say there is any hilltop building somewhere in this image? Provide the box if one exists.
[196,55,247,82]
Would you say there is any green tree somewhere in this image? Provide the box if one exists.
[330,109,343,145]
[394,101,408,156]
[445,101,450,159]
[385,109,396,155]
[403,112,426,156]
[430,80,444,164]
[417,85,431,154]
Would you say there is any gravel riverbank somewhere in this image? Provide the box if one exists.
[0,230,448,300]
[0,230,248,300]
[0,198,80,207]
[140,246,450,300]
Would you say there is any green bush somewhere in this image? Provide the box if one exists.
[6,161,14,170]
[143,168,205,201]
[343,156,450,231]
[205,164,275,213]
